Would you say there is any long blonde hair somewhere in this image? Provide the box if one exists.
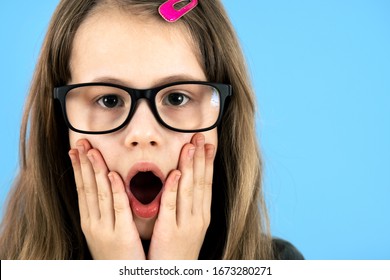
[0,0,273,259]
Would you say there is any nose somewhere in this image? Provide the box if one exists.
[124,100,163,148]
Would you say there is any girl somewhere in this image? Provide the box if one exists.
[0,0,303,259]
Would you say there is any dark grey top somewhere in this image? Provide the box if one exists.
[273,238,305,260]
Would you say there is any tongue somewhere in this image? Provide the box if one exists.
[130,171,162,205]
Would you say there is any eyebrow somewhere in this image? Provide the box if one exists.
[90,74,206,88]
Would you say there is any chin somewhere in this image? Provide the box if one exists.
[134,215,157,240]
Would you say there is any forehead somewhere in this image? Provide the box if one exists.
[69,7,205,86]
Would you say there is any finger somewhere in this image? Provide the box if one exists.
[177,143,195,221]
[192,133,206,216]
[76,139,100,220]
[87,149,114,227]
[203,144,215,223]
[109,172,134,232]
[69,149,89,221]
[159,170,181,226]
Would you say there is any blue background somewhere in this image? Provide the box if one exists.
[0,1,389,259]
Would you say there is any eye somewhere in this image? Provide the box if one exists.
[164,93,190,106]
[97,95,123,108]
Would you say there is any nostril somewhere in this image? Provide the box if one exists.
[130,141,157,147]
[150,141,157,146]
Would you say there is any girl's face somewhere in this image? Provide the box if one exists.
[68,9,217,239]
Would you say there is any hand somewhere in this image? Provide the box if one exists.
[68,139,145,260]
[147,133,215,259]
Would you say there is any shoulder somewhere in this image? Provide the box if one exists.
[272,238,305,260]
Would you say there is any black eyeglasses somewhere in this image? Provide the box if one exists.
[54,81,232,134]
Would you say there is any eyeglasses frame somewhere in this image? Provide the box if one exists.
[53,81,232,134]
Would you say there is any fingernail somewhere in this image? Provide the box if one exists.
[174,172,181,184]
[68,151,76,163]
[188,147,195,159]
[206,146,215,159]
[108,172,115,184]
[87,152,94,164]
[196,135,205,147]
[77,144,84,153]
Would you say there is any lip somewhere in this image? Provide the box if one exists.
[125,162,165,219]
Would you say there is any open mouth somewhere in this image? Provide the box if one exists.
[130,171,163,205]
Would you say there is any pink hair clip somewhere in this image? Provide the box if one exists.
[158,0,198,22]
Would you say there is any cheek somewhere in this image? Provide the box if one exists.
[68,130,113,155]
[167,130,218,165]
[163,133,192,162]
[174,129,218,147]
[68,129,218,170]
[68,131,79,148]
